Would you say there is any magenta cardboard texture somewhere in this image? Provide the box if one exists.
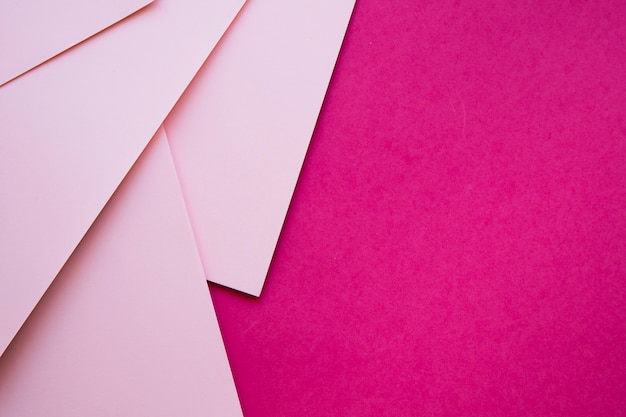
[211,1,626,416]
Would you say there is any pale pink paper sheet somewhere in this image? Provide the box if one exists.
[165,0,355,296]
[0,0,244,355]
[0,129,242,417]
[0,0,152,86]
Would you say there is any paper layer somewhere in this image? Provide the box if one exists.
[0,0,152,86]
[0,129,242,417]
[0,0,244,354]
[166,0,355,295]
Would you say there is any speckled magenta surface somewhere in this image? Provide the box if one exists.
[210,1,626,415]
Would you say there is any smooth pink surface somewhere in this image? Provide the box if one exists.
[165,0,355,296]
[0,0,152,86]
[0,0,243,355]
[0,129,242,417]
[211,1,626,415]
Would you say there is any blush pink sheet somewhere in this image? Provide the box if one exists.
[0,0,152,85]
[0,129,242,417]
[0,0,243,355]
[165,0,355,296]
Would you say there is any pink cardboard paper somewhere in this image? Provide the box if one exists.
[0,0,153,86]
[0,128,242,417]
[0,0,244,355]
[210,0,626,415]
[165,0,355,296]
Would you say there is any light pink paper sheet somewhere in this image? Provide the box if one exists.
[165,0,355,296]
[0,0,152,86]
[0,0,244,355]
[0,129,242,417]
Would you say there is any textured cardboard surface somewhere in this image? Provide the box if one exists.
[211,1,626,415]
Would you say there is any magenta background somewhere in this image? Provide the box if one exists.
[210,1,626,415]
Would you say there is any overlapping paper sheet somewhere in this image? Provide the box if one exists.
[0,129,242,417]
[0,0,153,85]
[166,0,356,296]
[0,0,244,353]
[1,0,355,414]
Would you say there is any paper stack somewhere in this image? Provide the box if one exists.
[0,0,355,415]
